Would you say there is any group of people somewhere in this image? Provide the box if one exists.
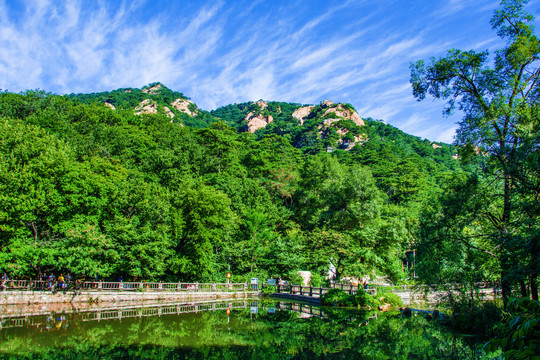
[40,273,71,290]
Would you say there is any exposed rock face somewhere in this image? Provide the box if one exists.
[164,106,174,118]
[104,102,115,110]
[328,129,364,151]
[321,99,335,108]
[171,98,198,116]
[255,100,268,110]
[432,143,442,149]
[292,106,314,125]
[322,104,364,126]
[245,112,273,133]
[134,99,158,115]
[314,101,366,150]
[142,84,162,94]
[340,135,365,150]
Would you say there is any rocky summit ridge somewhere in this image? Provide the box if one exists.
[68,83,419,152]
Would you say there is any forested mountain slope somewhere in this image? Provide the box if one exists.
[0,85,462,284]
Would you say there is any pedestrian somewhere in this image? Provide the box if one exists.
[65,273,71,289]
[47,273,55,290]
[58,274,65,289]
[1,273,8,291]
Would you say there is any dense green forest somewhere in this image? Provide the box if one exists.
[0,0,538,357]
[0,83,461,285]
[0,2,537,317]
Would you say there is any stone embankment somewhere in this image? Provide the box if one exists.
[0,290,256,306]
[387,286,496,305]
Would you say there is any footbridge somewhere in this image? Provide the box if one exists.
[269,282,496,304]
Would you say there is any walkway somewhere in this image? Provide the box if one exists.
[270,282,496,304]
[271,283,376,303]
[1,280,247,292]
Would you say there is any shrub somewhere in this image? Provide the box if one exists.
[322,288,381,308]
[484,298,539,359]
[349,289,380,308]
[451,298,501,334]
[321,289,349,306]
[261,285,276,296]
[377,290,403,307]
[309,273,323,287]
[287,271,304,286]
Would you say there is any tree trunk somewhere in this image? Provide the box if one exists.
[520,280,527,297]
[531,274,539,301]
[501,252,512,307]
[500,174,513,307]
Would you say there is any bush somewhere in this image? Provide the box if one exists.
[321,288,380,308]
[349,289,380,308]
[287,271,304,286]
[261,285,276,296]
[309,273,323,287]
[377,290,403,307]
[484,298,539,359]
[321,289,350,306]
[451,298,501,334]
[233,271,269,285]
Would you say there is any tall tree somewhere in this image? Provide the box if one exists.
[410,0,540,301]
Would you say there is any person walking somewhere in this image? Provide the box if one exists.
[48,273,55,290]
[65,273,71,289]
[1,273,8,291]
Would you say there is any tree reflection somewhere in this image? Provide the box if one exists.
[0,300,480,359]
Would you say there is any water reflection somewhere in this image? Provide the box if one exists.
[0,299,481,359]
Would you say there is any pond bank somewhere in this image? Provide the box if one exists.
[0,290,257,305]
[0,298,483,359]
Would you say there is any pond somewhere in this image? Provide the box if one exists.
[0,298,483,359]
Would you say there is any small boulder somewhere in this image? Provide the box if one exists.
[401,307,412,317]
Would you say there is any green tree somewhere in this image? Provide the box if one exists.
[410,0,540,302]
[170,183,235,280]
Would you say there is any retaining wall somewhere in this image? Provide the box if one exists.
[0,290,257,305]
[392,289,496,305]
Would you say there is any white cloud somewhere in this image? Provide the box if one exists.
[0,0,501,142]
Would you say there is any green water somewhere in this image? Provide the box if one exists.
[0,299,482,359]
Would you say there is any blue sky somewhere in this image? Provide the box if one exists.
[1,0,539,142]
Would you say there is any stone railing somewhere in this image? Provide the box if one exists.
[0,280,248,292]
